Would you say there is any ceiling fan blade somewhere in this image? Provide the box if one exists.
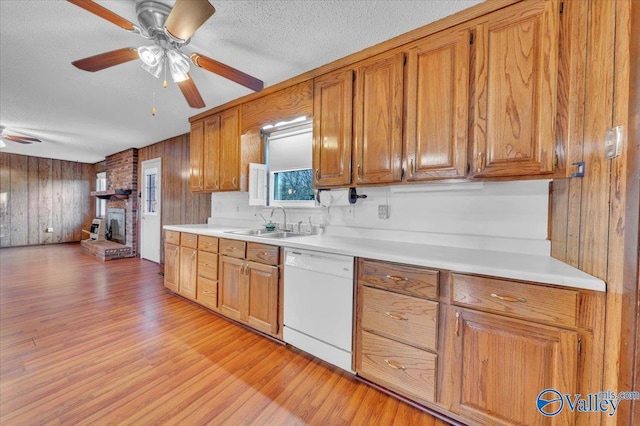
[177,75,206,109]
[72,48,139,72]
[3,135,42,144]
[67,0,136,31]
[190,53,264,92]
[165,0,215,42]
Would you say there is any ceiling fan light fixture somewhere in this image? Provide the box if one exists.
[167,49,190,83]
[0,139,6,149]
[138,45,164,66]
[142,61,163,78]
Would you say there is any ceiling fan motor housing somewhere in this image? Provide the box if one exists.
[136,1,171,39]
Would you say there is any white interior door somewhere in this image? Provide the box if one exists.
[141,158,161,263]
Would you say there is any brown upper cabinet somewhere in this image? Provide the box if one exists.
[192,0,564,188]
[189,120,205,192]
[470,0,559,178]
[353,52,404,185]
[404,26,470,181]
[218,107,241,191]
[312,68,354,188]
[190,106,257,193]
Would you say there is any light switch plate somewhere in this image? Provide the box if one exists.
[605,126,624,160]
[378,204,389,219]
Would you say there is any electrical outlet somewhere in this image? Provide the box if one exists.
[46,227,53,233]
[378,204,389,219]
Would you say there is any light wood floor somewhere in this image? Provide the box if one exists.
[0,243,449,425]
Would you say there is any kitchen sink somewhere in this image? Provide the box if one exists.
[225,229,306,239]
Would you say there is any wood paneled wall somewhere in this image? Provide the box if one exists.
[0,153,95,247]
[138,133,211,263]
[551,1,639,424]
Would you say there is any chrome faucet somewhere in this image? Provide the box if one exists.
[255,212,268,226]
[270,206,287,231]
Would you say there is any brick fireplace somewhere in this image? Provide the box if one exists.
[82,148,139,261]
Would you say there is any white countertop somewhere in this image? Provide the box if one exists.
[164,224,606,292]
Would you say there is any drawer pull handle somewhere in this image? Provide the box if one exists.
[491,293,527,303]
[386,275,408,282]
[257,252,269,257]
[226,247,236,251]
[384,359,406,371]
[385,312,408,321]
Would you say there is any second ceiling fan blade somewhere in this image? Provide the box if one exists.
[165,0,215,42]
[67,0,136,31]
[177,75,206,109]
[3,135,42,144]
[72,48,139,72]
[190,53,264,92]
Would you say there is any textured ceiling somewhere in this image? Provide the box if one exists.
[0,0,482,163]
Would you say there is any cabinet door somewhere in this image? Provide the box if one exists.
[312,69,354,188]
[189,120,204,192]
[245,261,279,335]
[405,27,470,181]
[179,247,197,300]
[219,255,244,321]
[471,0,559,178]
[452,308,577,426]
[203,115,221,191]
[353,53,403,185]
[164,243,180,292]
[219,107,241,191]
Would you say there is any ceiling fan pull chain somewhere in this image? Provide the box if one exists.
[163,59,168,89]
[151,91,157,117]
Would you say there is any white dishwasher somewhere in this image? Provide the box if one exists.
[283,248,355,373]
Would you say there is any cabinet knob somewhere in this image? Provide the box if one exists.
[490,293,527,303]
[386,274,408,282]
[384,359,406,371]
[385,312,408,321]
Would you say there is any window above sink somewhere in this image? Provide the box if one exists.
[250,117,317,208]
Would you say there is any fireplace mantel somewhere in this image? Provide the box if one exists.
[91,189,132,200]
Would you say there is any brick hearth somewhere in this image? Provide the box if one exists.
[81,239,133,261]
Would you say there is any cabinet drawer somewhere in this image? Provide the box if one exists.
[361,286,438,351]
[246,243,279,266]
[358,259,438,299]
[359,330,436,404]
[198,235,219,253]
[197,276,218,310]
[180,232,198,249]
[219,239,246,259]
[198,251,218,281]
[165,230,180,245]
[451,273,579,327]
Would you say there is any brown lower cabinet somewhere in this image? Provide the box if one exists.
[164,231,200,300]
[164,232,282,339]
[219,239,280,336]
[355,259,605,426]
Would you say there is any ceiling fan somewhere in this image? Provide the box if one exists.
[67,0,264,109]
[0,126,42,148]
